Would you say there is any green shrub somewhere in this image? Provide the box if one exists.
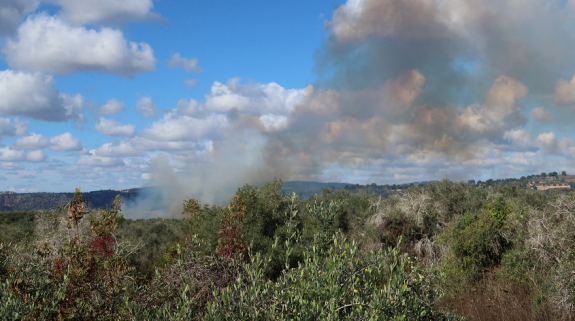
[203,231,459,320]
[440,198,514,276]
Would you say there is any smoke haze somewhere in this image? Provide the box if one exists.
[125,0,575,217]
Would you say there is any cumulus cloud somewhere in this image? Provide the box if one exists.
[0,0,39,36]
[3,14,156,77]
[142,114,227,141]
[456,76,528,139]
[554,75,575,105]
[203,78,305,115]
[135,96,158,118]
[49,132,82,151]
[94,137,207,158]
[95,117,136,137]
[12,133,49,150]
[530,106,554,122]
[0,118,29,137]
[48,0,164,25]
[96,99,125,115]
[76,152,125,167]
[0,147,45,161]
[95,141,141,157]
[168,53,202,73]
[0,70,87,122]
[503,130,538,152]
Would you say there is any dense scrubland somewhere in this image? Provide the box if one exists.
[1,179,575,320]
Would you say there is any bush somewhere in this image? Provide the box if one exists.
[203,231,459,320]
[440,198,514,276]
[0,190,136,320]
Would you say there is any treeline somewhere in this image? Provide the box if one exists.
[0,189,142,211]
[1,180,575,319]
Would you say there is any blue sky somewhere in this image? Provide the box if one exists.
[2,0,575,196]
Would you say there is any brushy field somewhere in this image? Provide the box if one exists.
[1,179,574,320]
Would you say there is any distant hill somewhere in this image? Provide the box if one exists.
[281,181,351,199]
[0,189,140,211]
[0,182,359,212]
[8,175,564,212]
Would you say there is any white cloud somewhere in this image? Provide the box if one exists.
[94,137,206,158]
[174,80,306,119]
[456,76,528,138]
[176,98,204,117]
[530,106,554,122]
[168,52,202,73]
[503,130,538,152]
[49,132,82,151]
[95,141,140,157]
[0,118,29,137]
[135,96,158,118]
[142,114,228,141]
[76,151,124,167]
[3,14,156,77]
[532,132,575,157]
[96,99,125,115]
[12,132,83,151]
[183,78,198,90]
[0,70,87,122]
[555,75,575,105]
[204,78,305,115]
[48,0,163,25]
[0,147,45,161]
[95,117,136,137]
[12,133,49,150]
[0,0,39,36]
[536,132,561,154]
[260,114,288,131]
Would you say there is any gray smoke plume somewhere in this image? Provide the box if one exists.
[259,0,575,183]
[125,0,575,218]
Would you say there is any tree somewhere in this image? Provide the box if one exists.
[562,171,567,176]
[468,180,476,185]
[541,172,547,177]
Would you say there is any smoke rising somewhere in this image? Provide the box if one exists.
[125,0,575,218]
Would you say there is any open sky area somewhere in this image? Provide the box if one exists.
[2,0,575,196]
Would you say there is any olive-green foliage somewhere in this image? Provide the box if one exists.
[425,179,487,222]
[14,179,575,319]
[300,188,378,239]
[183,179,301,278]
[202,230,459,320]
[124,230,457,320]
[228,179,291,255]
[441,198,513,276]
[114,217,191,276]
[0,210,37,225]
[0,210,40,246]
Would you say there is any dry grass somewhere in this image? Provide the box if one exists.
[438,275,552,321]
